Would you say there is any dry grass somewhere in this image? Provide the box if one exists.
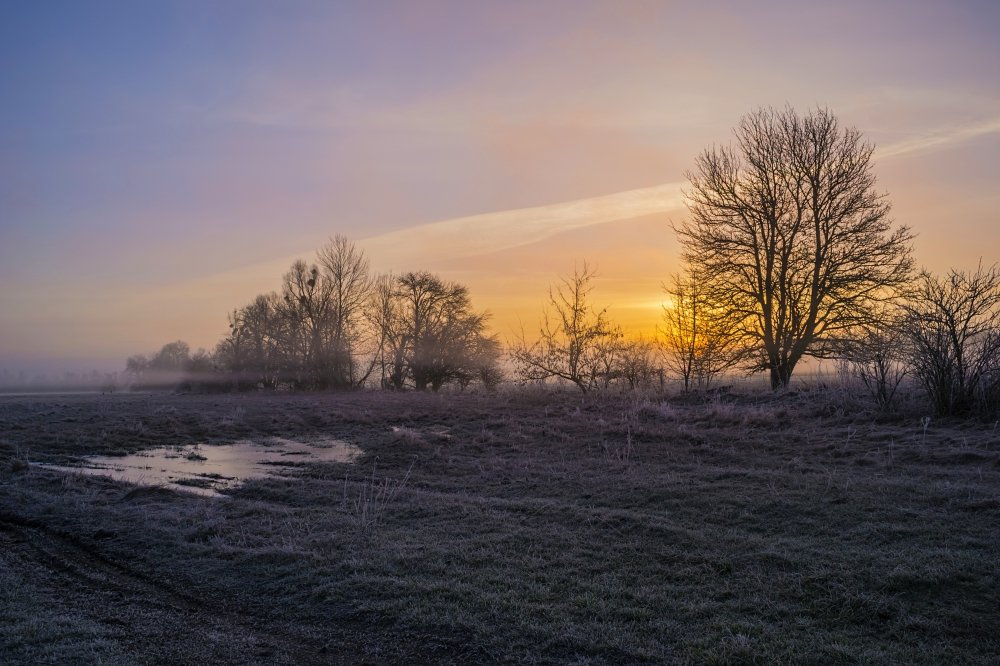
[1,389,998,664]
[344,459,413,537]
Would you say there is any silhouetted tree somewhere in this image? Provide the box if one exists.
[165,237,502,393]
[902,263,1000,416]
[512,263,622,393]
[124,354,149,388]
[675,107,914,389]
[124,341,194,390]
[149,340,190,373]
[279,260,334,389]
[367,273,408,390]
[661,270,742,391]
[605,335,661,391]
[215,309,252,390]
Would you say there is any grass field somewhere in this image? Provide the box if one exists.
[1,389,998,664]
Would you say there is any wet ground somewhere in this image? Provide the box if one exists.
[34,437,361,497]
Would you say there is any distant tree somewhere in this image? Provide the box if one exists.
[149,340,191,373]
[609,335,662,391]
[367,273,408,390]
[215,308,252,390]
[660,270,743,392]
[192,238,500,393]
[279,260,335,389]
[242,293,284,389]
[316,235,374,387]
[123,354,149,388]
[395,272,500,391]
[675,107,914,389]
[902,263,1000,416]
[122,341,192,390]
[365,271,500,391]
[512,263,622,393]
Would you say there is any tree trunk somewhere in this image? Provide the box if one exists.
[769,362,793,390]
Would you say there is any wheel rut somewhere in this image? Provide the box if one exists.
[0,512,337,664]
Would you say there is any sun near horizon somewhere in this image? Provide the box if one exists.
[1,1,998,376]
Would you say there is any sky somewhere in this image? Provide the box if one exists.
[1,0,998,375]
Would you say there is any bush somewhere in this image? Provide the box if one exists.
[902,263,1000,416]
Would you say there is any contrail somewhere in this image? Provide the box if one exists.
[876,116,1000,159]
[359,181,686,266]
[169,182,687,295]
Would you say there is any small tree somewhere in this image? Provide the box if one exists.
[841,306,908,410]
[614,335,662,391]
[660,270,742,391]
[902,263,1000,416]
[123,354,149,388]
[512,263,621,393]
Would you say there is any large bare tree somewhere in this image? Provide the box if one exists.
[675,107,914,389]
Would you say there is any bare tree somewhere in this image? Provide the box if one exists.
[512,263,621,393]
[612,335,662,391]
[367,271,500,391]
[902,263,1000,416]
[123,354,149,388]
[660,270,742,391]
[675,107,914,389]
[242,293,284,389]
[278,260,335,389]
[317,235,373,387]
[367,273,408,390]
[841,305,908,410]
[124,341,192,390]
[397,272,499,391]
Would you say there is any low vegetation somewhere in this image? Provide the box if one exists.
[2,388,998,663]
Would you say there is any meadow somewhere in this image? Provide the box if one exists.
[1,388,998,664]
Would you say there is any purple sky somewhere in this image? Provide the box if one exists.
[2,0,998,374]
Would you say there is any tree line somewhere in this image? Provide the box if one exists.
[125,106,999,417]
[126,237,502,393]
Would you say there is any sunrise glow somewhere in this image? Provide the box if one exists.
[1,1,998,375]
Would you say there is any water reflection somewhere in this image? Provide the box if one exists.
[36,437,361,497]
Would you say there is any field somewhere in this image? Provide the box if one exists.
[1,389,998,664]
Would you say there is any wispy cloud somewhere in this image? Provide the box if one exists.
[113,182,686,335]
[360,182,685,269]
[876,116,1000,159]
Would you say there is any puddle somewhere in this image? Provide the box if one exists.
[34,437,362,497]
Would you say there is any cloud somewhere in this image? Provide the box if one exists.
[359,182,685,270]
[64,182,687,352]
[876,116,1000,159]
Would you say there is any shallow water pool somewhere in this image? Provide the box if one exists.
[35,437,361,497]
